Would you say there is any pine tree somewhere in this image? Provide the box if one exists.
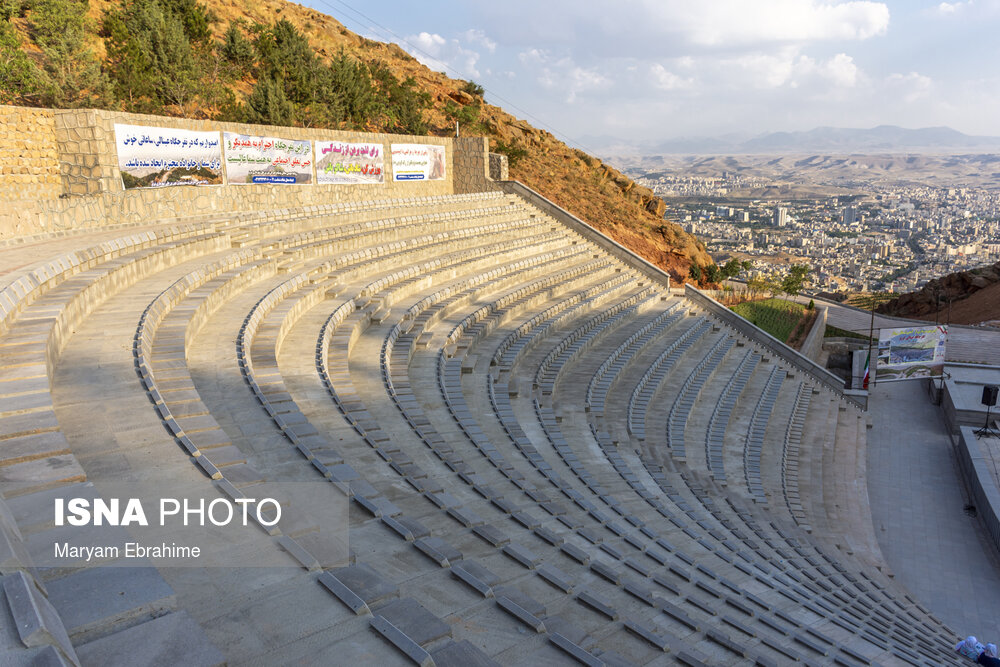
[29,0,109,108]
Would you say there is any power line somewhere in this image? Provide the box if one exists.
[306,0,603,156]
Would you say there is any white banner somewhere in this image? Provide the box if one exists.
[391,143,446,182]
[315,141,384,184]
[114,124,223,189]
[876,325,947,381]
[223,133,313,185]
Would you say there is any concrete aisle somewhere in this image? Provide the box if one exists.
[868,379,1000,641]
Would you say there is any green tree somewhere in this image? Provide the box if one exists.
[220,21,254,69]
[766,276,784,299]
[0,20,41,104]
[327,49,376,128]
[703,263,721,283]
[720,258,743,279]
[746,274,768,299]
[1,0,27,21]
[370,63,428,134]
[443,99,481,133]
[101,0,215,111]
[252,19,321,108]
[240,74,293,126]
[29,0,109,107]
[781,263,810,299]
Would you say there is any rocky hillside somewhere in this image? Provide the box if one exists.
[5,0,712,282]
[877,260,1000,325]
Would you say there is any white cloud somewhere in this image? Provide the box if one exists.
[658,0,890,46]
[884,72,933,103]
[519,49,611,102]
[462,29,496,53]
[719,48,861,91]
[820,53,860,87]
[403,31,484,78]
[935,1,971,14]
[650,63,693,90]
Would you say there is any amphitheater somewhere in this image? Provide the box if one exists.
[1,106,996,666]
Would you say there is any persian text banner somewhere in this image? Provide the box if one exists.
[876,325,947,381]
[315,141,384,184]
[391,143,446,182]
[223,133,313,185]
[115,124,223,189]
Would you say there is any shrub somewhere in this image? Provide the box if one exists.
[461,80,484,97]
[493,139,528,168]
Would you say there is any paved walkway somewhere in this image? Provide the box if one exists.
[868,379,1000,640]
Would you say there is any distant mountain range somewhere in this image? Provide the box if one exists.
[586,126,1000,156]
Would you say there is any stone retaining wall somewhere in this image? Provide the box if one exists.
[956,426,1000,557]
[0,105,493,240]
[800,304,828,363]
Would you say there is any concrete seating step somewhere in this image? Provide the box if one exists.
[319,563,398,615]
[74,611,223,667]
[373,598,451,646]
[2,571,78,664]
[45,566,176,643]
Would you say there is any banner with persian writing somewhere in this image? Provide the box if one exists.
[223,133,313,185]
[391,143,446,182]
[875,325,947,381]
[114,124,223,190]
[314,141,384,185]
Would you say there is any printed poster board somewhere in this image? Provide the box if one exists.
[114,124,223,189]
[314,141,384,184]
[876,325,947,381]
[223,133,313,184]
[391,143,446,181]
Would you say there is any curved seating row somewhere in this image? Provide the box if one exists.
[0,188,966,666]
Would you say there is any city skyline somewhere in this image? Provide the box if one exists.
[303,0,1000,149]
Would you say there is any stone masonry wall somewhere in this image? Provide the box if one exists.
[0,105,493,241]
[0,106,61,203]
[488,152,509,181]
[453,136,496,194]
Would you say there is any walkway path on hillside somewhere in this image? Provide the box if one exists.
[868,380,1000,640]
[803,297,1000,366]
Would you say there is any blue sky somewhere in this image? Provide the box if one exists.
[298,1,1000,148]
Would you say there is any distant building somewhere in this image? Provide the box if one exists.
[773,207,788,227]
[842,206,860,225]
[735,211,750,223]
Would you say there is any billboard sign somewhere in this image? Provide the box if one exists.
[391,143,446,181]
[315,141,384,184]
[115,124,223,189]
[223,133,313,184]
[876,325,947,381]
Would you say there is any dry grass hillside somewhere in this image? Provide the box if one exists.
[70,0,712,282]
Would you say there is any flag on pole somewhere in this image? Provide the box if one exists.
[862,349,871,389]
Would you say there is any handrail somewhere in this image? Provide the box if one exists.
[685,284,867,409]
